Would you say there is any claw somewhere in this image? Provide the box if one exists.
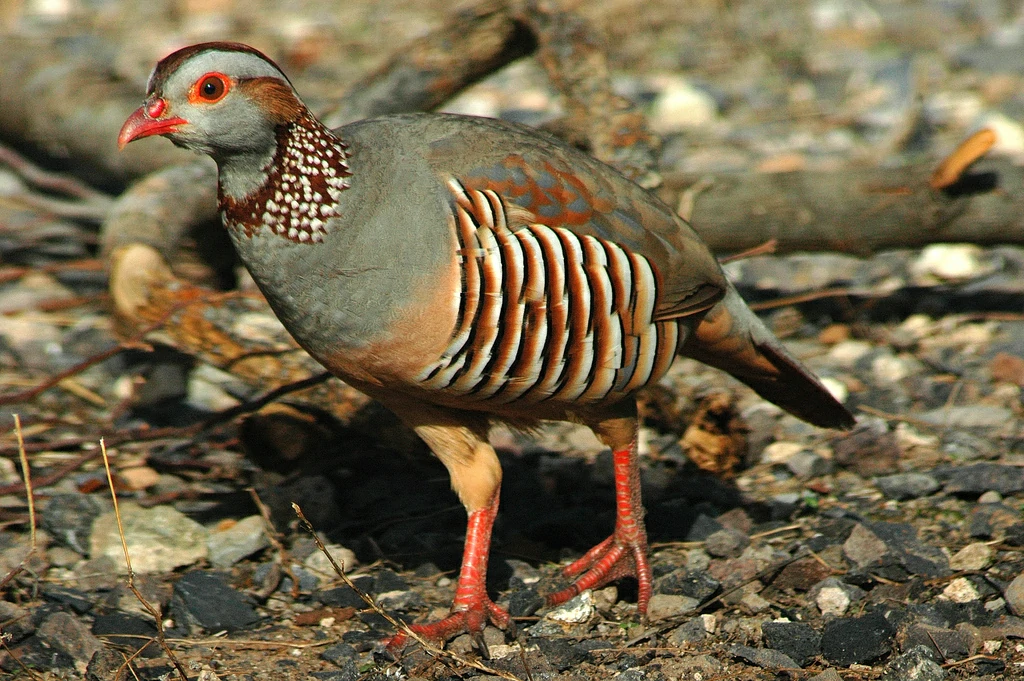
[471,630,490,659]
[504,617,518,640]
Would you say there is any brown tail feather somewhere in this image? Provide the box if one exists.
[681,286,855,429]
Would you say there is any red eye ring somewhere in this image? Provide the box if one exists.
[190,73,230,103]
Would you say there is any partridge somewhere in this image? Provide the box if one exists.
[120,42,854,652]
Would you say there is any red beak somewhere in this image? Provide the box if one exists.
[118,100,187,149]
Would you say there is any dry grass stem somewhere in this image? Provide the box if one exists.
[101,438,190,681]
[0,414,38,593]
[15,414,35,552]
[0,414,45,679]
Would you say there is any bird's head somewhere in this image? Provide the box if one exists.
[118,42,304,160]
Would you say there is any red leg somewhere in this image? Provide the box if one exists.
[545,441,652,618]
[386,491,510,656]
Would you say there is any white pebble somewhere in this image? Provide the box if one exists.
[911,244,987,283]
[545,590,595,624]
[817,586,851,616]
[648,76,718,133]
[828,340,873,368]
[941,577,980,604]
[761,441,807,465]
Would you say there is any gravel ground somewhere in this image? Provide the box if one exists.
[3,1,1024,680]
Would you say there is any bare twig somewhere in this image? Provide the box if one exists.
[930,128,996,190]
[322,0,536,127]
[0,142,113,205]
[201,372,333,429]
[0,258,104,285]
[0,636,43,680]
[0,308,174,405]
[718,239,778,265]
[747,287,861,312]
[247,488,301,599]
[101,439,190,681]
[941,654,1001,668]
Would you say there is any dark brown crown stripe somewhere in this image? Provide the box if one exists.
[416,179,678,406]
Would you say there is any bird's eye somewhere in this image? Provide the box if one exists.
[194,74,228,103]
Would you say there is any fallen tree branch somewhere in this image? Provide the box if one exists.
[321,0,536,127]
[665,157,1024,255]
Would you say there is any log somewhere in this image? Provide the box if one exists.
[664,159,1019,255]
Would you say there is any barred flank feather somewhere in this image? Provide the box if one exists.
[416,179,682,406]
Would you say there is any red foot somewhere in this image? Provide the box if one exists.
[385,492,512,658]
[385,597,511,657]
[544,445,653,618]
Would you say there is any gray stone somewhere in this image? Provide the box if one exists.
[37,611,102,672]
[769,492,802,519]
[863,521,950,579]
[898,623,974,662]
[647,593,699,621]
[534,637,587,671]
[810,576,866,613]
[90,502,208,574]
[762,620,821,667]
[41,493,106,555]
[739,591,771,613]
[821,610,896,665]
[941,577,980,604]
[940,431,995,462]
[843,523,888,568]
[881,645,947,681]
[787,450,834,478]
[207,515,270,568]
[303,543,359,583]
[543,591,595,624]
[875,473,940,500]
[935,463,1024,496]
[730,644,800,670]
[919,405,1012,429]
[668,617,708,646]
[654,568,720,601]
[704,528,750,558]
[0,602,32,643]
[686,514,724,542]
[171,571,260,633]
[948,543,994,571]
[1005,573,1024,616]
[809,670,843,681]
[320,643,357,667]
